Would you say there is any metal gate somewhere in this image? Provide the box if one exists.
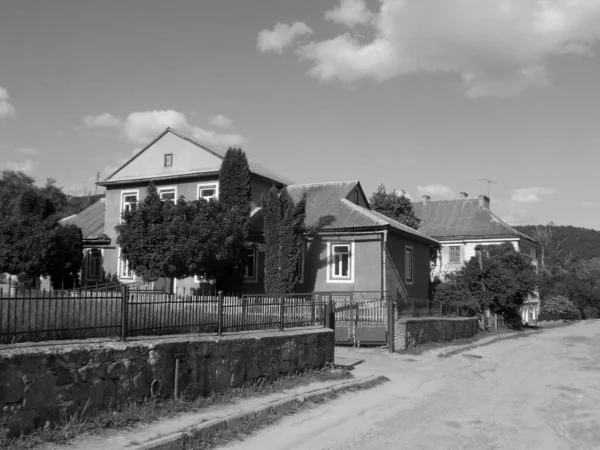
[330,292,388,346]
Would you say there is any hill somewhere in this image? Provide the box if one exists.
[515,224,600,263]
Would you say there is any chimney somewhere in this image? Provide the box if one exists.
[478,194,490,209]
[460,192,468,198]
[421,195,431,205]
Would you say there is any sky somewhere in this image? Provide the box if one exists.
[1,0,600,229]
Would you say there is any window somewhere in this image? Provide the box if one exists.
[244,248,258,282]
[164,153,173,167]
[158,187,177,202]
[405,246,413,284]
[121,191,139,215]
[449,246,461,264]
[328,243,353,282]
[87,249,102,280]
[118,248,133,279]
[197,183,219,200]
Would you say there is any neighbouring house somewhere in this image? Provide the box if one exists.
[60,198,110,286]
[412,192,541,324]
[93,127,294,292]
[247,181,438,302]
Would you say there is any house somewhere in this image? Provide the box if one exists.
[94,127,293,292]
[412,192,541,324]
[247,181,438,302]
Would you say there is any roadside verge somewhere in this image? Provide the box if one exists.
[437,329,542,358]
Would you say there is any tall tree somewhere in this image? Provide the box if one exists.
[370,184,420,230]
[263,187,307,295]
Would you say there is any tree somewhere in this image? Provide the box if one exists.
[434,242,538,323]
[0,170,83,288]
[262,187,307,295]
[370,184,420,230]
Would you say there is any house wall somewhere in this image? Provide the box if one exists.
[386,233,430,303]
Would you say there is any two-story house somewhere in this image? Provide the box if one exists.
[412,192,541,324]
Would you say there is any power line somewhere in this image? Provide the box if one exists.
[478,178,498,198]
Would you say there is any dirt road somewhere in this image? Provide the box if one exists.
[223,321,600,450]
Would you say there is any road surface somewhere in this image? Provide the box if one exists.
[223,321,600,450]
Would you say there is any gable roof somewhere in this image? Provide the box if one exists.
[286,181,438,244]
[98,128,295,186]
[60,198,109,243]
[412,198,538,244]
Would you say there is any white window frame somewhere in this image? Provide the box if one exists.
[243,248,258,283]
[449,245,461,264]
[164,153,173,168]
[118,247,134,280]
[197,182,219,200]
[86,249,103,280]
[158,186,177,203]
[327,242,354,283]
[120,190,139,221]
[405,245,414,284]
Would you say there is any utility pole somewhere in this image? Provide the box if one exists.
[94,172,100,196]
[478,178,498,198]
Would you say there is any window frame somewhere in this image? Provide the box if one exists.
[327,242,354,283]
[118,247,134,280]
[243,248,258,283]
[120,190,139,220]
[197,182,219,200]
[86,249,103,281]
[164,153,173,168]
[448,245,461,264]
[405,245,414,284]
[157,186,177,203]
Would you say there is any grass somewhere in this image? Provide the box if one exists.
[1,364,351,450]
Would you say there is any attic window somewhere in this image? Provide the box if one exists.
[351,190,359,204]
[164,153,173,167]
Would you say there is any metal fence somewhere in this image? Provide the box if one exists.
[0,287,330,345]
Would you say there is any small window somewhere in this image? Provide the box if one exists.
[244,248,257,282]
[405,246,413,284]
[332,244,351,279]
[164,153,173,167]
[197,183,218,200]
[87,249,102,280]
[158,187,176,202]
[449,246,461,264]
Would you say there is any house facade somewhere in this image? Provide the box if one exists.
[412,193,541,324]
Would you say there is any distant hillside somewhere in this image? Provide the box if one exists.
[515,224,600,262]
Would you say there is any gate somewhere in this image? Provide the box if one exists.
[329,292,388,346]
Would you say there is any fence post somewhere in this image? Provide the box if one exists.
[121,285,129,342]
[217,291,223,336]
[279,296,285,331]
[387,296,394,353]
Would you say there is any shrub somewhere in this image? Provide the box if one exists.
[542,295,578,319]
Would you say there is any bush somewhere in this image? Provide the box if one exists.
[582,306,600,320]
[542,295,577,318]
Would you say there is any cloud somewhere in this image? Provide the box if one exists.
[82,113,122,129]
[2,160,35,174]
[209,114,234,129]
[581,201,595,207]
[257,22,313,53]
[417,184,455,200]
[13,147,40,156]
[273,0,600,97]
[503,206,538,225]
[0,86,16,119]
[511,187,556,203]
[325,0,374,27]
[123,110,244,147]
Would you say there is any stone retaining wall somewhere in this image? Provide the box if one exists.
[0,328,334,434]
[394,317,479,351]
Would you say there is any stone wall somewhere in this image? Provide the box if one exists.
[0,328,334,434]
[393,317,479,351]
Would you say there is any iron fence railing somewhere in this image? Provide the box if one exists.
[0,287,330,345]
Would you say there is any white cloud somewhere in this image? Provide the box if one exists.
[325,0,374,27]
[82,113,122,129]
[209,114,234,129]
[278,0,600,97]
[2,160,35,174]
[581,200,595,207]
[13,147,40,156]
[257,22,313,53]
[417,184,454,200]
[0,86,16,119]
[511,187,556,203]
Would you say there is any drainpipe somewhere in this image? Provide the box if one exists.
[380,230,387,296]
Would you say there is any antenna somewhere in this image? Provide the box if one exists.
[478,178,498,198]
[94,172,100,196]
